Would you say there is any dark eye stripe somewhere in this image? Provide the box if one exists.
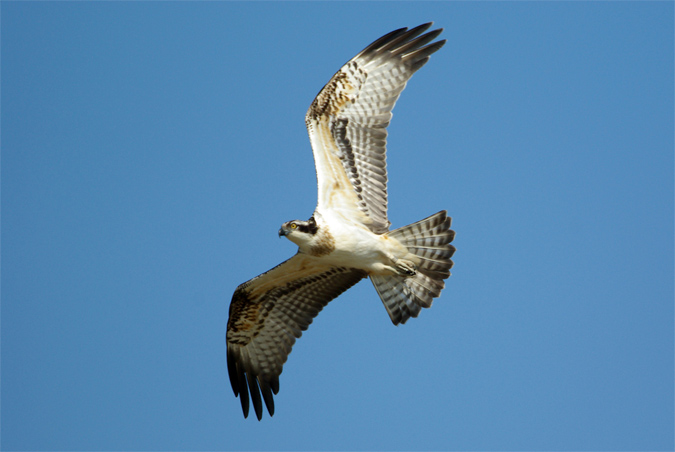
[297,217,319,235]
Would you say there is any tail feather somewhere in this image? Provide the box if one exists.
[371,274,422,324]
[371,211,455,325]
[399,234,455,248]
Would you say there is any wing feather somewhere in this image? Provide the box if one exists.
[306,23,445,233]
[226,254,366,420]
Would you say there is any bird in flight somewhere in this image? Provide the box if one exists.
[227,23,455,420]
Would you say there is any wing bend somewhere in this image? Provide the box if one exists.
[226,254,366,420]
[306,23,446,234]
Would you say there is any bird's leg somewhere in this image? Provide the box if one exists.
[382,251,417,276]
[394,259,417,276]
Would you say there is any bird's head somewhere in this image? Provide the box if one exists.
[278,216,319,248]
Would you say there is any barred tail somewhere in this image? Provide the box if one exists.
[370,210,455,325]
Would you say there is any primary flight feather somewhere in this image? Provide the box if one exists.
[227,23,456,420]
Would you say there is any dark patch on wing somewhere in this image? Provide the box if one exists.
[307,63,365,121]
[227,288,263,337]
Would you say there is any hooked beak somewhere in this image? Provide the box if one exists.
[278,227,287,238]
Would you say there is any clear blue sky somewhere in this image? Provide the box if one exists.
[2,2,673,451]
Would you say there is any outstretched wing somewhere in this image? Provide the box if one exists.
[306,23,446,234]
[226,254,366,420]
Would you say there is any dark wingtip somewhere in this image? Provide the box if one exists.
[229,350,278,419]
[246,373,264,421]
[356,22,444,62]
[356,26,409,58]
[406,22,434,37]
[238,369,249,418]
[260,380,276,418]
[226,347,239,397]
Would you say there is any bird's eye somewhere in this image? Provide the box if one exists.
[290,223,297,229]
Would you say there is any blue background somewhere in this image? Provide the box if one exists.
[2,2,673,450]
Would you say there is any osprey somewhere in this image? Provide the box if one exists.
[227,23,455,420]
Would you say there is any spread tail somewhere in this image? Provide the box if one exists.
[370,210,455,325]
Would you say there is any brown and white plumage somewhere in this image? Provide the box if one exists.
[227,23,455,420]
[227,255,366,419]
[306,23,445,234]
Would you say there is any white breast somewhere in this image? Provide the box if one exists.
[316,210,409,275]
